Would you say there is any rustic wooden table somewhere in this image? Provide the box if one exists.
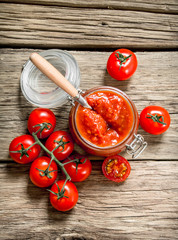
[0,1,178,240]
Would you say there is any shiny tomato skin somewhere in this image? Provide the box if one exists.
[9,135,41,164]
[30,156,58,188]
[45,131,74,161]
[63,154,92,182]
[102,155,131,183]
[28,108,56,139]
[140,106,171,135]
[107,49,137,81]
[49,180,78,211]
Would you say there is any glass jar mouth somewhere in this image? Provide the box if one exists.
[73,86,137,150]
[20,49,80,108]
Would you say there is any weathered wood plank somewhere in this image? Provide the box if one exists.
[0,161,178,239]
[2,0,178,14]
[0,3,178,49]
[0,49,177,161]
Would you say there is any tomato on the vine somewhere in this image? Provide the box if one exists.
[49,180,78,211]
[9,135,41,164]
[28,108,56,139]
[63,153,92,182]
[102,155,131,183]
[45,130,74,161]
[140,106,171,135]
[30,156,58,188]
[107,49,137,81]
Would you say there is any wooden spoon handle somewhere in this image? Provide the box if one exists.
[30,52,78,98]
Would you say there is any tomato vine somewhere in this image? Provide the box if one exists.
[31,126,72,182]
[10,122,84,186]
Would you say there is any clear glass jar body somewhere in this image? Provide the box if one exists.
[69,86,139,156]
[20,49,80,108]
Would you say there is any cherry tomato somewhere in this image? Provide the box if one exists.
[107,49,137,81]
[45,131,74,161]
[140,106,171,135]
[9,135,41,164]
[49,180,78,211]
[30,156,58,188]
[28,108,56,139]
[102,155,131,183]
[63,153,92,182]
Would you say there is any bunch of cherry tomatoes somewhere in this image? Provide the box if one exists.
[9,108,92,212]
[9,49,171,212]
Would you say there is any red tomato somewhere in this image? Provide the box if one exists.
[28,108,56,139]
[30,156,58,188]
[102,155,131,182]
[140,106,171,135]
[107,49,137,81]
[63,153,92,182]
[45,131,74,161]
[9,135,41,164]
[49,180,78,211]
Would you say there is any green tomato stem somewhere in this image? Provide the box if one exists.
[61,178,68,193]
[146,113,167,125]
[25,142,38,151]
[63,158,80,165]
[51,137,70,153]
[115,51,132,70]
[33,122,52,137]
[32,132,71,181]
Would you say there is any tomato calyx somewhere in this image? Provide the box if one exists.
[35,167,58,179]
[48,181,69,200]
[146,113,167,125]
[10,143,30,159]
[115,51,132,70]
[52,136,70,153]
[33,122,53,137]
[64,156,87,173]
[35,157,58,179]
[9,142,37,159]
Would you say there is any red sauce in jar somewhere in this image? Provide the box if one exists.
[76,90,133,147]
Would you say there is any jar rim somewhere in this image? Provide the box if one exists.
[73,86,138,150]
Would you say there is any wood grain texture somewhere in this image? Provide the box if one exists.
[2,0,178,13]
[0,49,178,161]
[1,2,178,239]
[0,3,178,49]
[0,161,178,240]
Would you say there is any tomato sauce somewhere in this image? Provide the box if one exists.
[76,90,133,147]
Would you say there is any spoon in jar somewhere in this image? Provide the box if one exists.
[30,52,92,109]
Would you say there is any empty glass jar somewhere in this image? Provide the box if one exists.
[20,49,80,108]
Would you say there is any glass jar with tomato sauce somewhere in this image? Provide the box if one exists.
[69,86,146,158]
